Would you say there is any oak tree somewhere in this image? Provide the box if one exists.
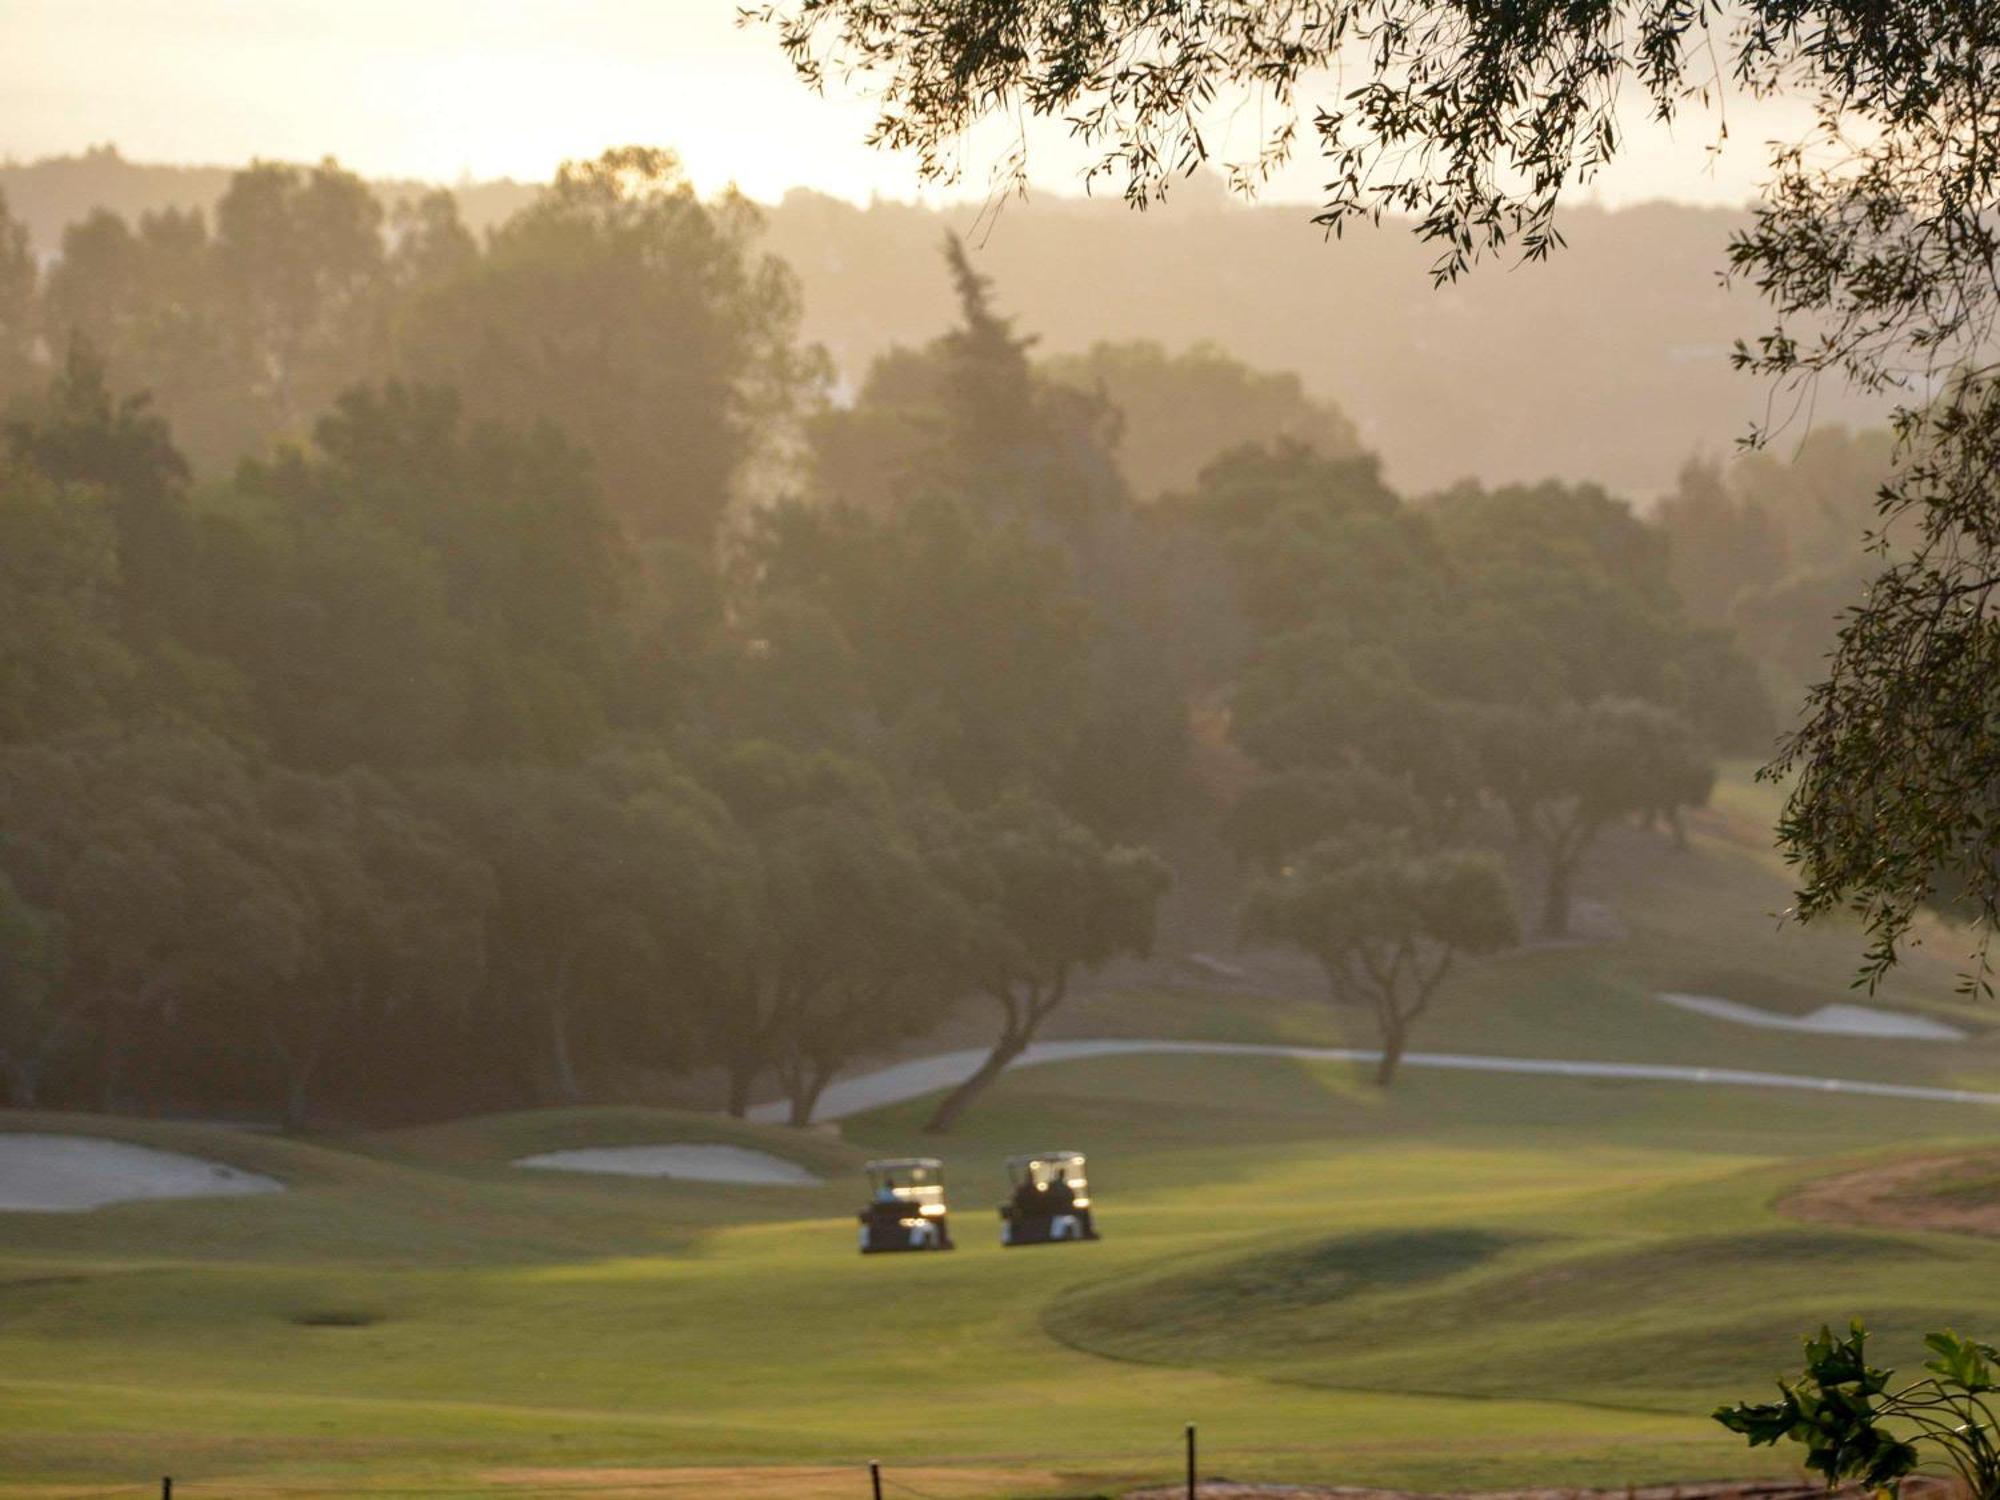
[1244,833,1517,1085]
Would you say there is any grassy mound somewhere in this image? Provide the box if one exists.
[1050,1225,1537,1353]
[1056,1221,1999,1410]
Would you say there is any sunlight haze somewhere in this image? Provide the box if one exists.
[6,4,1991,1497]
[8,0,1806,206]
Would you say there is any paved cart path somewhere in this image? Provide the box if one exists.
[747,1037,2000,1125]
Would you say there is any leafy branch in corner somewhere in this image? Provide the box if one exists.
[1716,1323,2000,1499]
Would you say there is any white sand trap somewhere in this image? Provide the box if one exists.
[0,1134,284,1213]
[1658,992,1969,1041]
[514,1144,819,1186]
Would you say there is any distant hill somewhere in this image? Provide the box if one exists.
[0,145,542,259]
[0,147,1887,498]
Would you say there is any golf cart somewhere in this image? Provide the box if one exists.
[999,1151,1098,1246]
[858,1157,954,1254]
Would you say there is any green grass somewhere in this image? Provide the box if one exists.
[6,771,2000,1498]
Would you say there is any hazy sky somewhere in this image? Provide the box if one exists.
[5,1,1810,206]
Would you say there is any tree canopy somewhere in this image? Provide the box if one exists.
[754,0,2000,982]
[1043,340,1362,502]
[401,147,822,548]
[1245,832,1517,1085]
[921,792,1170,1131]
[0,144,1785,1127]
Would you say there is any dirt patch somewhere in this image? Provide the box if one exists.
[1126,1483,1956,1500]
[1782,1149,2000,1238]
[483,1465,1067,1497]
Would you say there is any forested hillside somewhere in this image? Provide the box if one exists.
[0,147,1776,1133]
[0,146,1889,496]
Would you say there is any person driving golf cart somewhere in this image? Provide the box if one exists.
[858,1157,954,1254]
[999,1151,1098,1246]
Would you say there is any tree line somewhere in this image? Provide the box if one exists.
[2,145,1899,503]
[1653,429,1894,700]
[1182,445,1743,1078]
[0,147,1762,1124]
[756,0,2000,992]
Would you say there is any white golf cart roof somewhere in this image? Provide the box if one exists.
[1005,1150,1085,1171]
[866,1157,944,1174]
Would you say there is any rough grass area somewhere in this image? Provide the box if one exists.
[1055,1221,1997,1409]
[5,770,2000,1498]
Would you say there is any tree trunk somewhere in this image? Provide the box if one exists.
[724,1054,757,1118]
[1538,855,1573,938]
[1507,798,1537,845]
[99,1009,129,1114]
[785,1069,828,1129]
[281,1070,312,1134]
[924,980,1061,1135]
[1,1054,38,1108]
[1373,1012,1409,1087]
[548,1002,581,1105]
[264,1005,324,1135]
[1359,943,1445,1090]
[925,1027,1029,1134]
[271,1015,334,1136]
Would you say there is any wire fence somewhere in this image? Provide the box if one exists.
[40,1432,1204,1500]
[40,1476,1072,1500]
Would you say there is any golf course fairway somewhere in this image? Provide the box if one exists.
[6,777,2000,1499]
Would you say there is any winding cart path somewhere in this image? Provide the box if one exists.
[747,1038,2000,1126]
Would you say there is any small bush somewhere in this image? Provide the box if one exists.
[1717,1322,2000,1497]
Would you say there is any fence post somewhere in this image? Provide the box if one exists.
[1185,1422,1196,1499]
[870,1459,883,1500]
[162,1479,173,1500]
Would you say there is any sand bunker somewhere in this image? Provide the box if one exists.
[0,1133,284,1213]
[1657,992,1968,1040]
[1124,1483,1952,1500]
[1784,1149,2000,1238]
[514,1144,819,1186]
